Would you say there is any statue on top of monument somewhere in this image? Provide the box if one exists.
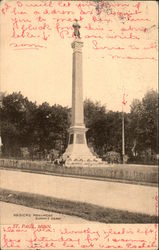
[72,19,81,39]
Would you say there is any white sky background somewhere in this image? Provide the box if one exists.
[0,0,158,112]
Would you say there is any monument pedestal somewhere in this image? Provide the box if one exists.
[63,125,102,167]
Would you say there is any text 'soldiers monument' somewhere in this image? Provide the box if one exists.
[63,20,101,167]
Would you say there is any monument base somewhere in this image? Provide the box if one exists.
[62,125,105,167]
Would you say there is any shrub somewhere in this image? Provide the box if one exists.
[103,151,121,163]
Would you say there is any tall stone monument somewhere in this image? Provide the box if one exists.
[63,20,102,167]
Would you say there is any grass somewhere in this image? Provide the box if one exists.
[0,188,158,224]
[0,158,158,185]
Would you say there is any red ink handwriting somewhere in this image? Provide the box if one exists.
[9,43,47,50]
[92,40,124,50]
[3,234,21,248]
[2,224,158,249]
[0,0,157,61]
[109,54,157,61]
[1,3,11,15]
[122,93,128,106]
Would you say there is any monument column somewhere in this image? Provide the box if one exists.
[63,20,102,167]
[71,39,84,127]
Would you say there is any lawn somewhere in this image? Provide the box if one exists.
[0,188,158,224]
[0,158,158,185]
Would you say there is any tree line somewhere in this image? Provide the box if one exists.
[0,90,158,163]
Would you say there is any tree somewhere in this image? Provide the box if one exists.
[84,99,124,156]
[1,92,37,156]
[1,92,70,157]
[129,89,158,157]
[32,102,70,154]
[140,90,158,153]
[84,99,107,155]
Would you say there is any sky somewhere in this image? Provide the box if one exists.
[0,0,158,112]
